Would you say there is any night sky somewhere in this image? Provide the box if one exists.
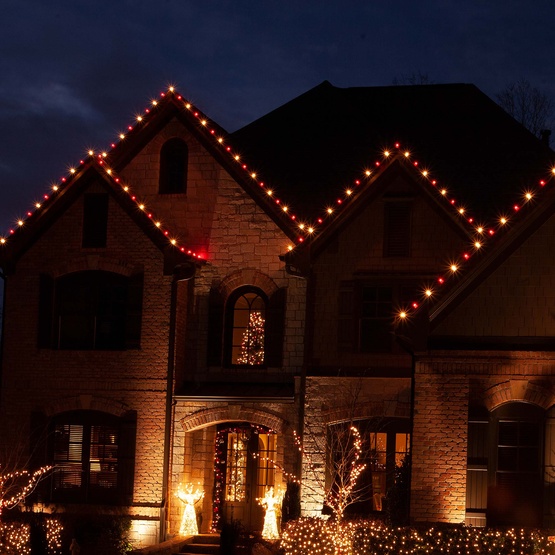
[1,0,554,234]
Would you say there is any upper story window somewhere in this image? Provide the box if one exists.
[50,410,136,505]
[38,270,143,350]
[207,285,286,369]
[227,288,267,367]
[383,201,412,257]
[82,193,109,248]
[159,138,188,194]
[338,281,417,353]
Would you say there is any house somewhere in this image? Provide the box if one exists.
[0,81,554,548]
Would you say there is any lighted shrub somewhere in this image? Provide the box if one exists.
[281,517,335,555]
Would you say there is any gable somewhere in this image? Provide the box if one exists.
[431,210,555,345]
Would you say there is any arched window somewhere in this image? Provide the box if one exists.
[159,138,188,194]
[227,288,267,366]
[207,285,286,369]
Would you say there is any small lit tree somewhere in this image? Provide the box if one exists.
[236,311,265,365]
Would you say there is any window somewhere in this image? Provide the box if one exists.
[338,283,417,353]
[38,271,143,350]
[327,419,410,516]
[50,411,136,504]
[229,289,267,366]
[82,193,109,248]
[207,286,286,368]
[159,138,188,194]
[383,201,412,257]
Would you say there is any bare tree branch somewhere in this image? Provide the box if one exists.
[496,78,554,139]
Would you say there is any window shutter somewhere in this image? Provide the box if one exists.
[466,418,488,526]
[37,274,54,348]
[82,193,109,248]
[337,281,354,352]
[125,273,144,349]
[159,139,188,194]
[118,411,137,505]
[265,288,286,368]
[207,289,224,366]
[384,203,412,257]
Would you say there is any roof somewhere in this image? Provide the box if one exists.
[231,81,555,225]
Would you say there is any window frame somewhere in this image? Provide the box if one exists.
[224,286,268,368]
[39,270,143,351]
[338,281,419,354]
[49,410,134,505]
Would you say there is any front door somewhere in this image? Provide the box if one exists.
[217,424,277,531]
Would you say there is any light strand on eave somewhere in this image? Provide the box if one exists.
[2,86,555,273]
[395,163,555,322]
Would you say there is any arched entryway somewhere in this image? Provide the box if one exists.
[212,423,278,531]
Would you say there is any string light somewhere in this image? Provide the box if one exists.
[2,85,555,314]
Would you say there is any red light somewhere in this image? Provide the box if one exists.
[337,199,342,204]
[514,205,520,211]
[413,161,418,166]
[463,253,469,260]
[540,180,546,186]
[395,142,400,148]
[412,302,418,309]
[438,277,444,284]
[318,218,323,223]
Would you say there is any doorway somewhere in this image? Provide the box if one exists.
[213,424,277,531]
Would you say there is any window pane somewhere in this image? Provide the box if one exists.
[232,292,266,366]
[226,432,248,501]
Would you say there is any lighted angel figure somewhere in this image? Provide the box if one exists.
[258,486,283,540]
[177,483,204,536]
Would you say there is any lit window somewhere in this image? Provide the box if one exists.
[229,289,267,366]
[50,411,135,505]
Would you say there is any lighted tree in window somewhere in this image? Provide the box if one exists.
[236,311,265,365]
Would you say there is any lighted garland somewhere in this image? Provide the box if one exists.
[2,85,555,317]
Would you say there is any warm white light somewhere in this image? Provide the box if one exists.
[155,222,162,227]
[177,483,204,536]
[327,208,333,214]
[476,226,484,234]
[450,264,458,272]
[70,168,76,174]
[119,133,125,140]
[422,170,428,176]
[251,172,256,178]
[399,311,407,319]
[384,150,390,157]
[365,170,371,176]
[440,189,447,195]
[425,289,433,297]
[137,116,143,122]
[17,220,24,226]
[474,241,482,249]
[307,227,314,234]
[500,217,507,225]
[458,208,465,214]
[282,206,288,212]
[346,189,352,196]
[259,487,283,540]
[266,189,273,196]
[404,151,410,157]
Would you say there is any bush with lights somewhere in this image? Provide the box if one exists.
[281,518,555,555]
